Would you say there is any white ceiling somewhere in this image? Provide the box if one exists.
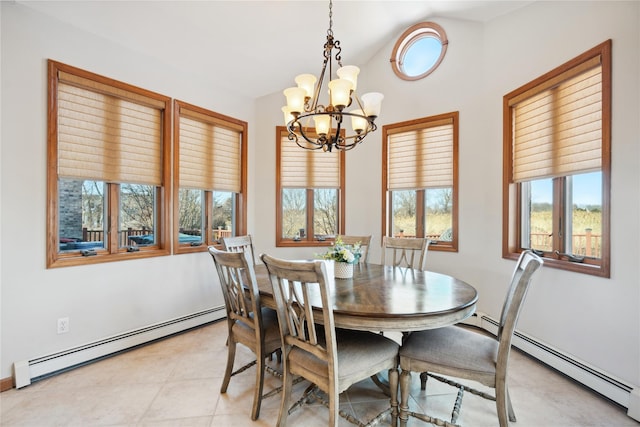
[19,0,532,99]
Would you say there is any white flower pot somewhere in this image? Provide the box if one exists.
[334,262,354,279]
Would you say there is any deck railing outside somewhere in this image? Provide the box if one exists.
[81,226,233,246]
[530,229,601,258]
[395,229,602,259]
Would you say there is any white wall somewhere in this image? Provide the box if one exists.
[2,0,639,395]
[255,1,640,389]
[0,3,255,379]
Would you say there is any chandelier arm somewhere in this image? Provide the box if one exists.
[288,127,325,151]
[311,54,330,112]
[295,120,328,150]
[333,114,343,149]
[334,39,342,67]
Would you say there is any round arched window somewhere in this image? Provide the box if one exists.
[391,22,448,81]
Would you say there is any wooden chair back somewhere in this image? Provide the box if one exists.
[209,246,262,340]
[496,250,543,374]
[222,234,256,265]
[381,236,429,270]
[260,256,337,381]
[337,235,372,263]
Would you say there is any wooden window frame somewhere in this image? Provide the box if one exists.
[47,60,171,268]
[382,112,459,252]
[390,22,448,81]
[173,100,247,254]
[275,127,345,248]
[502,40,611,277]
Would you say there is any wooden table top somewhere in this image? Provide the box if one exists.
[254,262,478,333]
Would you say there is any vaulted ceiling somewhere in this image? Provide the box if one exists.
[20,1,532,99]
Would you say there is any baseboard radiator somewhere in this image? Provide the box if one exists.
[461,313,639,422]
[13,307,225,389]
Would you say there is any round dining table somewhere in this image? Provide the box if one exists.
[254,262,478,333]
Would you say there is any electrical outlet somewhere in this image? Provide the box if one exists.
[57,317,69,334]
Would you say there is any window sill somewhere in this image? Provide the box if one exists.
[276,240,334,248]
[47,248,171,268]
[503,251,609,278]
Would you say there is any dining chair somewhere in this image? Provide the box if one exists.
[222,234,256,265]
[381,236,429,270]
[260,253,400,427]
[337,234,372,263]
[208,246,281,420]
[398,250,543,427]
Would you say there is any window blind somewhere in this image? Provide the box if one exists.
[511,57,602,182]
[280,130,341,188]
[178,108,243,193]
[57,71,165,186]
[387,117,454,190]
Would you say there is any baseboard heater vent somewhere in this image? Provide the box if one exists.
[14,307,225,388]
[479,314,636,414]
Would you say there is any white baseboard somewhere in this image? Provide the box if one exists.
[460,312,639,422]
[13,307,225,388]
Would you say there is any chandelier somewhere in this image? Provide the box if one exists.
[282,0,383,152]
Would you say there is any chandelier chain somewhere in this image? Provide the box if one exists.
[328,0,333,37]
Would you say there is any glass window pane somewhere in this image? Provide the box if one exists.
[392,190,417,237]
[120,184,155,247]
[567,172,602,258]
[525,178,553,252]
[58,179,106,252]
[314,189,338,238]
[282,188,306,239]
[212,191,234,242]
[403,36,442,77]
[425,187,453,241]
[179,189,203,245]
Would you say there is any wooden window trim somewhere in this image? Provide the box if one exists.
[275,127,345,248]
[381,112,459,252]
[391,22,448,81]
[47,60,171,268]
[502,40,611,277]
[173,100,247,254]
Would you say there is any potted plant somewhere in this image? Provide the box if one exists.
[318,236,362,279]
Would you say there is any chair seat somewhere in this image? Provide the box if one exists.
[232,307,282,354]
[400,326,498,387]
[290,328,399,393]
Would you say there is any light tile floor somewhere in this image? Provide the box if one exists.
[1,321,637,426]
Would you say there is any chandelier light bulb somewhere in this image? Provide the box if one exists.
[361,92,384,117]
[337,66,359,91]
[295,74,317,99]
[313,114,331,136]
[328,79,352,109]
[283,87,306,114]
[350,109,368,133]
[281,106,296,127]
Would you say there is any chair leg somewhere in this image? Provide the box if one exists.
[495,380,510,427]
[389,367,399,420]
[507,387,517,422]
[399,370,411,423]
[277,363,294,427]
[221,339,236,393]
[328,381,340,427]
[251,349,266,420]
[420,371,429,390]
